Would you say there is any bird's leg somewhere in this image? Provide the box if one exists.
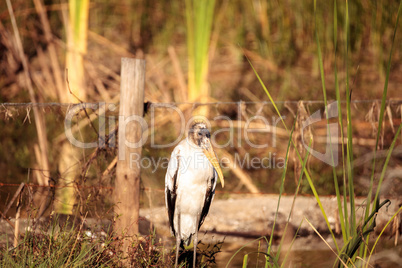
[193,212,200,268]
[175,213,181,268]
[175,235,180,268]
[193,231,198,268]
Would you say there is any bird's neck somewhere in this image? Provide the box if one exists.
[186,137,201,150]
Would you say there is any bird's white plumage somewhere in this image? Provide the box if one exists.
[165,137,217,243]
[165,122,224,268]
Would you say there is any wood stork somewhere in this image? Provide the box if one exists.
[165,121,224,268]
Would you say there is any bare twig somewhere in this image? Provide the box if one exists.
[79,123,118,181]
[6,0,50,191]
[305,218,350,268]
[33,0,65,101]
[0,210,15,229]
[13,189,23,247]
[168,46,187,102]
[3,183,25,216]
[84,61,112,102]
[102,157,117,177]
[219,150,260,194]
[65,212,88,267]
[65,69,99,137]
[394,211,400,246]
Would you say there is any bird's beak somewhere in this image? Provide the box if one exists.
[203,144,224,188]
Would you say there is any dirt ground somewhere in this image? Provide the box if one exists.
[2,195,400,252]
[140,195,402,249]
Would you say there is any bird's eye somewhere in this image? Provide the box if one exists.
[198,132,202,136]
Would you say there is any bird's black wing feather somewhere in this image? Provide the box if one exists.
[165,155,179,236]
[198,171,216,230]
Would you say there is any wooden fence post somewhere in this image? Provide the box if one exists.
[115,58,145,253]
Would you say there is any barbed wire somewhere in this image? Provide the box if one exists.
[0,182,114,190]
[0,99,401,108]
[149,99,402,106]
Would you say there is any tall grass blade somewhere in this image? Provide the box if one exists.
[363,0,402,260]
[225,237,269,268]
[242,254,248,268]
[266,116,298,266]
[366,205,402,268]
[343,0,357,239]
[247,57,339,253]
[56,0,90,216]
[333,0,349,244]
[185,0,215,116]
[368,0,402,217]
[374,121,402,207]
[279,220,304,268]
[277,141,311,266]
[337,199,391,267]
[305,218,349,268]
[315,0,347,247]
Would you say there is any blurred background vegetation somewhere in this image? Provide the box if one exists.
[0,0,401,218]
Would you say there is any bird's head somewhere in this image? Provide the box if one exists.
[188,121,224,188]
[188,122,211,149]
